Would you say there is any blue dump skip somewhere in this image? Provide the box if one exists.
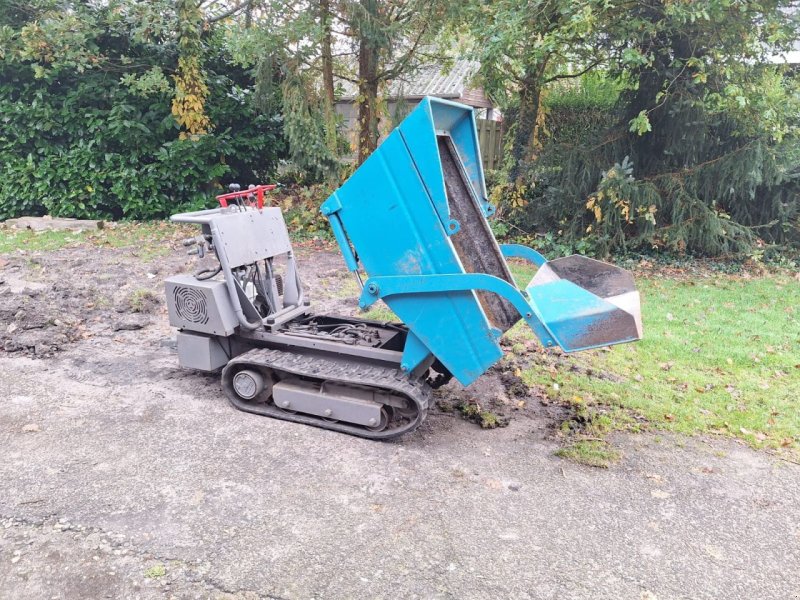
[322,97,642,386]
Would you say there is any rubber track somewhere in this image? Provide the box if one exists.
[222,347,430,440]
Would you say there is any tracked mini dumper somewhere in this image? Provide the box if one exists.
[166,97,643,440]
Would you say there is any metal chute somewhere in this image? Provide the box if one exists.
[526,255,643,352]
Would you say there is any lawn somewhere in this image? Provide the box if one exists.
[0,221,191,256]
[505,260,800,456]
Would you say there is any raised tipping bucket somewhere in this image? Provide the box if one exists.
[324,96,642,386]
[526,255,643,352]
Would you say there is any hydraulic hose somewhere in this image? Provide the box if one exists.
[209,220,262,331]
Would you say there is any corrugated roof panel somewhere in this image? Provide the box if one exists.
[337,59,481,100]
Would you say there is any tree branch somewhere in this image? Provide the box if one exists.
[206,0,251,23]
[376,15,431,80]
[543,59,603,84]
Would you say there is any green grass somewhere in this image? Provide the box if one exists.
[507,260,537,289]
[0,221,195,259]
[554,439,621,468]
[129,288,159,312]
[506,261,800,454]
[0,229,86,253]
[361,303,397,322]
[144,564,166,579]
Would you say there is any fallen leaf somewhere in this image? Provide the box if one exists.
[666,313,674,321]
[704,545,725,561]
[651,489,671,499]
[22,423,39,433]
[664,413,675,421]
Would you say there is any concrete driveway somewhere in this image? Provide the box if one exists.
[0,246,798,599]
[1,334,798,599]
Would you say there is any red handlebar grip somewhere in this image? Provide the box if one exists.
[216,184,277,209]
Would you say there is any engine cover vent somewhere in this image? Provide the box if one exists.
[165,275,238,336]
[173,285,210,325]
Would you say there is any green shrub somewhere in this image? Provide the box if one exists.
[0,30,285,220]
[493,72,799,257]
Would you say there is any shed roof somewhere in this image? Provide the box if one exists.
[337,59,491,107]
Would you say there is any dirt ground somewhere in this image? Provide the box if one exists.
[0,236,562,428]
[1,235,799,599]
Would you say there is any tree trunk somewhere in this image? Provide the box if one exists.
[320,0,335,107]
[509,60,548,185]
[320,0,338,153]
[357,77,379,164]
[356,0,380,164]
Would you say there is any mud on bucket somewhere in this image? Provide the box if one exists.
[526,255,643,352]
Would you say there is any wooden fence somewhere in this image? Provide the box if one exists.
[476,118,504,171]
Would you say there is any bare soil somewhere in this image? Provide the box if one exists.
[0,235,572,433]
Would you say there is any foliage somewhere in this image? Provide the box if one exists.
[496,67,799,256]
[479,0,800,257]
[226,0,454,169]
[281,67,341,181]
[271,184,334,239]
[465,0,604,109]
[0,1,285,220]
[462,0,611,182]
[172,0,211,138]
[221,3,347,181]
[546,73,622,113]
[343,0,453,162]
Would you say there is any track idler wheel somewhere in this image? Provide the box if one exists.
[229,368,273,403]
